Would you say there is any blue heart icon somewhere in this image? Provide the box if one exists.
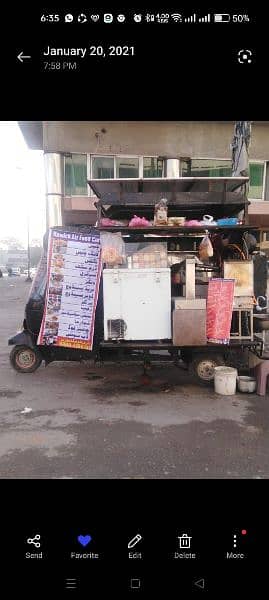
[78,534,92,547]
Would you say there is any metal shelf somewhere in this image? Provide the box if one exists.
[97,225,256,234]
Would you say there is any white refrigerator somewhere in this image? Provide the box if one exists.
[103,268,171,340]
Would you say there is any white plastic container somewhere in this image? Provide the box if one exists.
[214,366,238,395]
[237,376,257,393]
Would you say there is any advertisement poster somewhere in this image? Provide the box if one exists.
[206,278,235,344]
[37,229,101,350]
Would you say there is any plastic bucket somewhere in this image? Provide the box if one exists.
[214,366,238,395]
[237,376,257,393]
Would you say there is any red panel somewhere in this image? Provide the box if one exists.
[206,279,235,344]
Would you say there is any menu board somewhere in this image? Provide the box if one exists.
[37,228,101,350]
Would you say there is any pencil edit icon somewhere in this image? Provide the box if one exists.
[128,534,142,549]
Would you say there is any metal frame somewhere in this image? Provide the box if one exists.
[178,157,266,202]
[262,161,267,201]
[230,308,254,341]
[90,176,249,200]
[248,160,266,202]
[98,237,254,348]
[63,154,267,203]
[98,338,264,368]
[63,152,88,197]
[88,154,165,197]
[89,154,165,180]
[91,176,249,225]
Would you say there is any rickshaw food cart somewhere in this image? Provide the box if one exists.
[8,177,266,381]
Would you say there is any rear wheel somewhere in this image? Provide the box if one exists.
[189,353,225,384]
[9,345,42,373]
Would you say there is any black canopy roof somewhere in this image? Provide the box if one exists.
[88,177,249,205]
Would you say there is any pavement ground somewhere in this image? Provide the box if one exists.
[0,276,268,479]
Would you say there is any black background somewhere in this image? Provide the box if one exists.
[1,6,263,118]
[1,6,268,597]
[3,481,268,596]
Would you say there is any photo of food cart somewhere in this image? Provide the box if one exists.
[8,174,268,385]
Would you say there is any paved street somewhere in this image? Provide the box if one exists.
[0,276,268,479]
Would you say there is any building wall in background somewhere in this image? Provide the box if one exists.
[42,121,269,160]
[19,122,269,227]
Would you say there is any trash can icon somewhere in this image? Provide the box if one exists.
[178,533,192,549]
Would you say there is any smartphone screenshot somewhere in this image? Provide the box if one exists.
[0,6,267,596]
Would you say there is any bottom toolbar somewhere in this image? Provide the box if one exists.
[11,565,263,595]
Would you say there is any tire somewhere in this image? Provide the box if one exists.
[189,353,225,384]
[9,345,42,373]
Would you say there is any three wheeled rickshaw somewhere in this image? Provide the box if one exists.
[9,176,267,382]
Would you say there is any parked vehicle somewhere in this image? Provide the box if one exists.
[8,177,264,380]
[8,267,21,276]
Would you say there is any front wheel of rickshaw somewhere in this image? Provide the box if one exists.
[9,345,42,373]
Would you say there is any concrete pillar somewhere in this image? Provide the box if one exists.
[44,152,63,228]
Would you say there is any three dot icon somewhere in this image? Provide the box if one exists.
[233,529,247,548]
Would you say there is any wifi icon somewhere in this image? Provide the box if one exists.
[171,13,182,22]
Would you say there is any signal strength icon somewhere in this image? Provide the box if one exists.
[198,14,211,23]
[171,13,182,22]
[184,14,196,23]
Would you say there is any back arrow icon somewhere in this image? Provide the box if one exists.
[194,578,205,589]
[17,52,31,62]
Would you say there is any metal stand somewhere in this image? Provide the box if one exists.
[230,307,254,341]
